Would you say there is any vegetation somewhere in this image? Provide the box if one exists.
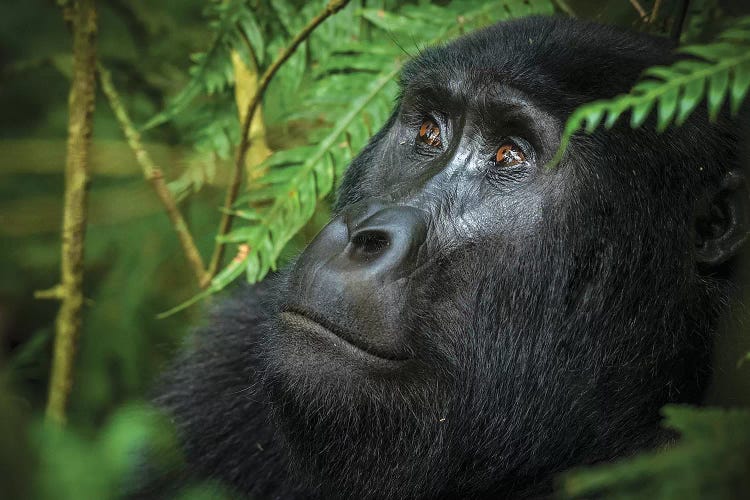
[0,0,748,498]
[561,406,750,498]
[551,13,750,166]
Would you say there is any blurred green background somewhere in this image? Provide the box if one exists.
[1,0,749,498]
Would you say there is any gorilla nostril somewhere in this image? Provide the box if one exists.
[351,230,391,260]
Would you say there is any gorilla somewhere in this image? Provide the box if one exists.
[150,16,746,499]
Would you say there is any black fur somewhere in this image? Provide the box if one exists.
[151,17,742,499]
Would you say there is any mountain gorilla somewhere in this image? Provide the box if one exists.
[152,16,746,500]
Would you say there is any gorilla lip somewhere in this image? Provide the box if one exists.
[279,308,407,363]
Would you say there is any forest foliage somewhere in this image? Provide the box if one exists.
[1,0,749,498]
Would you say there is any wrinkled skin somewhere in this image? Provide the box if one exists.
[150,16,746,499]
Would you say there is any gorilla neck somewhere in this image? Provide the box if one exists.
[254,242,720,499]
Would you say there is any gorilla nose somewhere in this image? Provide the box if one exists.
[286,203,427,360]
[345,205,427,274]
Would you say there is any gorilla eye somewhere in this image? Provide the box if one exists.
[495,141,527,167]
[418,119,442,148]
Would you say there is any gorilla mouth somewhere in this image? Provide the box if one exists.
[279,308,407,362]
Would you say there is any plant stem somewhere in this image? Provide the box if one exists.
[203,0,352,286]
[46,0,98,425]
[98,64,207,285]
[553,0,576,17]
[230,51,272,184]
[650,0,663,23]
[628,0,648,20]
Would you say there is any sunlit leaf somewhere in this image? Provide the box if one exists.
[676,77,705,125]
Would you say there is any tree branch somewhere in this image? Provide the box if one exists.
[628,0,648,20]
[203,0,352,286]
[98,63,207,285]
[649,0,663,23]
[45,0,97,426]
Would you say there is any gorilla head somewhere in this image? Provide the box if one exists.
[155,16,746,500]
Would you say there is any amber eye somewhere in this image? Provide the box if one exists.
[495,141,527,167]
[418,119,442,148]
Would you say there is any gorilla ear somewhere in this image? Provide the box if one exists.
[695,171,750,266]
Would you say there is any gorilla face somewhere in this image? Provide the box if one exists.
[154,16,746,500]
[251,17,744,498]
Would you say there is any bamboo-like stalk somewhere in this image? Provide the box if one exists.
[203,0,352,286]
[98,64,207,285]
[45,0,98,425]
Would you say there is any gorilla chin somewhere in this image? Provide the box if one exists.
[266,303,457,500]
[149,15,744,500]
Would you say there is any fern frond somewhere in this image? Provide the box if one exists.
[549,16,750,168]
[141,0,262,131]
[226,67,400,283]
[166,100,238,200]
[561,406,750,498]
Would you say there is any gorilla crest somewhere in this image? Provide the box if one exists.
[151,16,746,499]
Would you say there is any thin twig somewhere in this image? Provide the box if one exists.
[35,285,64,300]
[45,0,97,426]
[203,0,352,286]
[553,0,576,17]
[98,64,207,285]
[628,0,648,20]
[649,0,663,23]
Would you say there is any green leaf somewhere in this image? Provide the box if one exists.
[630,98,656,128]
[157,252,246,318]
[548,15,750,169]
[216,225,266,244]
[269,0,297,35]
[676,77,705,125]
[233,184,294,206]
[238,11,265,66]
[681,42,737,61]
[730,61,750,115]
[604,98,632,129]
[656,86,680,131]
[315,153,335,196]
[582,106,604,133]
[221,208,265,222]
[141,0,264,131]
[707,68,730,121]
[33,405,186,499]
[361,9,428,34]
[643,65,678,80]
[561,406,750,499]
